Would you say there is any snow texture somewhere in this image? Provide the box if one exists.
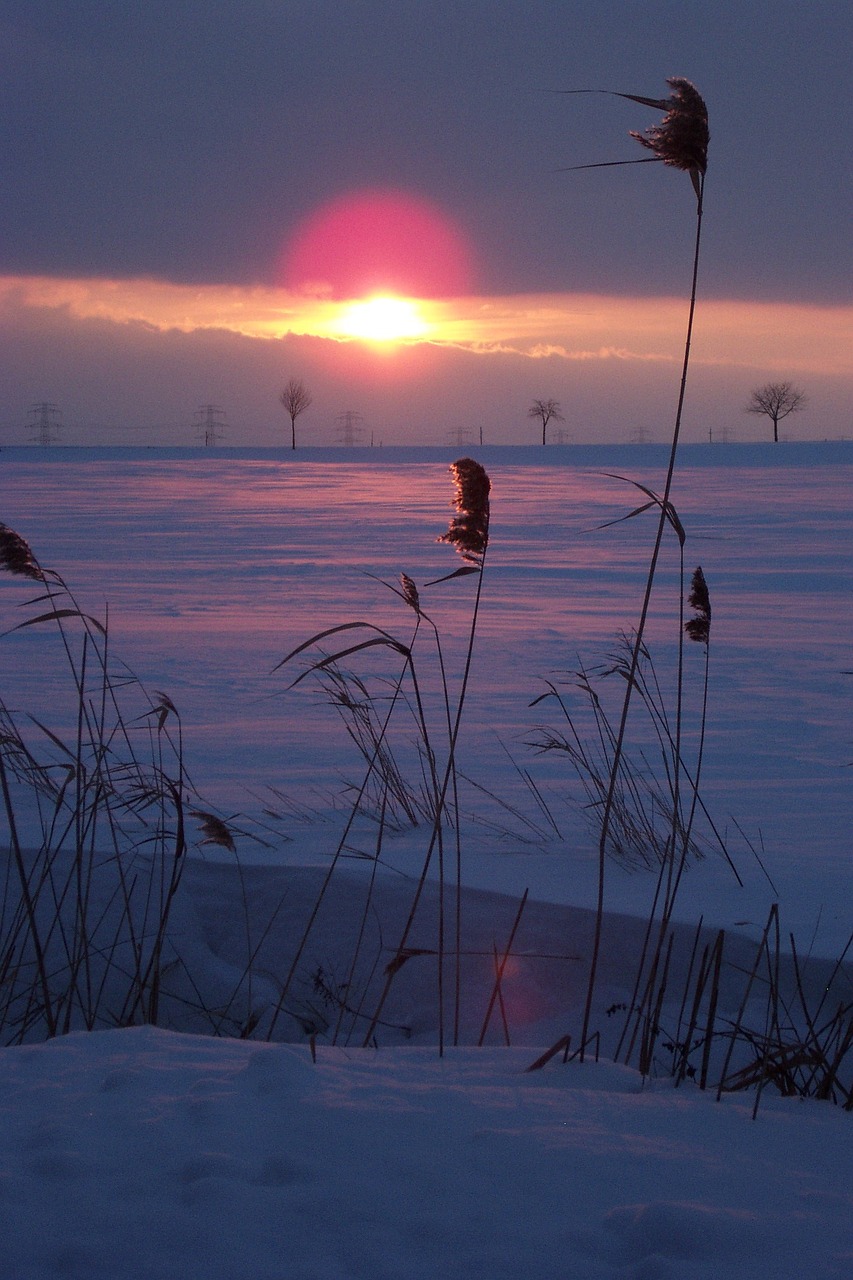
[0,445,850,1278]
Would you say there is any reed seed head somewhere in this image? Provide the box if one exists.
[630,77,708,194]
[437,457,491,565]
[0,523,44,581]
[190,809,236,853]
[685,566,711,644]
[400,572,421,615]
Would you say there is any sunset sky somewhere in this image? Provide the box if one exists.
[1,1,851,445]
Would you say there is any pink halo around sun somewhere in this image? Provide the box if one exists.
[281,189,474,299]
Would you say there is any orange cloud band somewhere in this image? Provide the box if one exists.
[1,275,850,377]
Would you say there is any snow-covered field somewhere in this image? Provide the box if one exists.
[0,443,850,1278]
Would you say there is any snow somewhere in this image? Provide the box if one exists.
[3,1027,852,1280]
[0,443,851,1278]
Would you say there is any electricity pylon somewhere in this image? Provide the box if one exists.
[335,410,365,446]
[194,404,227,446]
[27,402,62,445]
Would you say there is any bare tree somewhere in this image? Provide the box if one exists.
[279,378,312,450]
[528,398,565,446]
[745,381,807,443]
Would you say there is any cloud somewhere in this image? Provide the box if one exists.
[0,276,850,447]
[2,276,851,381]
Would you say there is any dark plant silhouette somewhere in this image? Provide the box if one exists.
[559,77,709,1057]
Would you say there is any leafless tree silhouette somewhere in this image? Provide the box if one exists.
[528,398,565,446]
[280,378,313,449]
[745,381,807,443]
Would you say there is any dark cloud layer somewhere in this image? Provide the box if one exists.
[2,1,851,303]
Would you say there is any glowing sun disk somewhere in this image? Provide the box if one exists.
[335,296,429,342]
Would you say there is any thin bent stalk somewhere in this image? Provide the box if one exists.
[265,622,423,1040]
[331,792,388,1045]
[581,175,705,1058]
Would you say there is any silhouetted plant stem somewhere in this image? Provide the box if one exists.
[580,175,705,1059]
[361,541,490,1050]
[265,620,422,1040]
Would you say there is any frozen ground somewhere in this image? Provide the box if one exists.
[0,443,850,1278]
[1,443,850,945]
[2,1026,852,1280]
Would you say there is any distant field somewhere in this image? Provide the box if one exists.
[1,444,850,945]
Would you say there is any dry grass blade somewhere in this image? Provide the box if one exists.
[595,473,686,546]
[424,565,480,585]
[151,691,180,732]
[273,622,409,679]
[5,608,107,638]
[384,947,434,978]
[525,1035,572,1073]
[285,636,412,691]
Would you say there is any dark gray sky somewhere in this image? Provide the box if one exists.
[3,0,851,304]
[2,1,851,445]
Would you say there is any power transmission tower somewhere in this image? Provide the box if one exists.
[447,426,473,447]
[552,428,571,445]
[27,402,62,445]
[194,404,227,446]
[335,410,365,446]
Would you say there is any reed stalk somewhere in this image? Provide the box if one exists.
[362,459,491,1049]
[565,79,709,1057]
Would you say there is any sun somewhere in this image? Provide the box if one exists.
[334,295,430,343]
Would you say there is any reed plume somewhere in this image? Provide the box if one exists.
[558,76,708,202]
[0,523,44,581]
[400,572,421,615]
[191,809,236,853]
[437,458,491,565]
[685,567,711,644]
[628,77,708,196]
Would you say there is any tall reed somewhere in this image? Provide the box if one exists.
[561,79,709,1055]
[362,457,491,1050]
[269,459,491,1053]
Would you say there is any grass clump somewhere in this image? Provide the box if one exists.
[0,525,250,1043]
